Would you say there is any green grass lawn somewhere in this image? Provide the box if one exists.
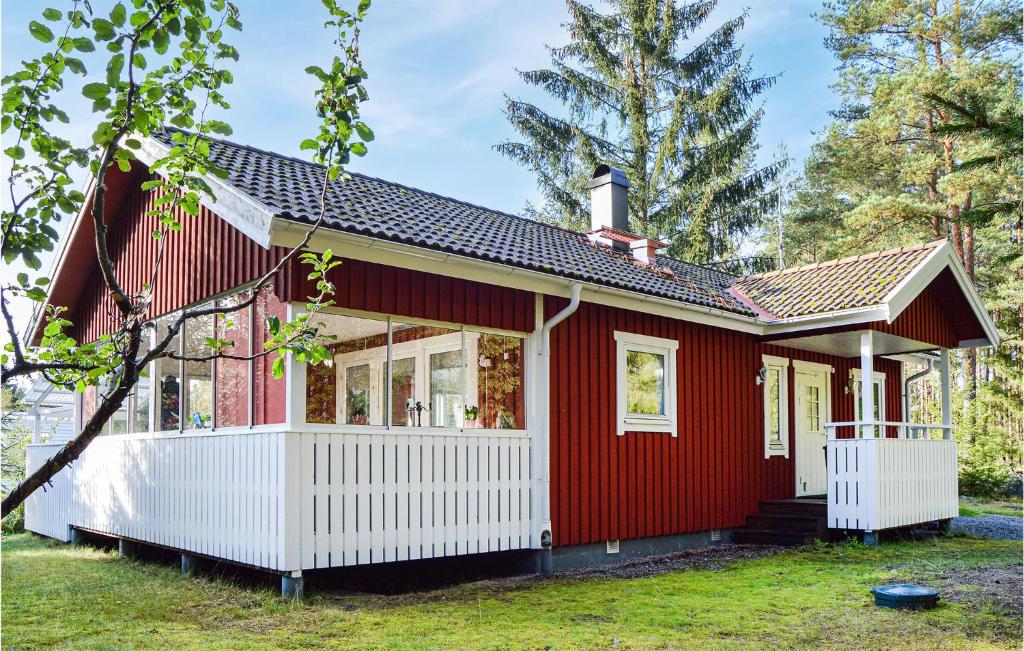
[2,533,1021,650]
[960,496,1023,518]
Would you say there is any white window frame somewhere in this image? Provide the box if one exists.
[762,354,790,458]
[613,331,678,437]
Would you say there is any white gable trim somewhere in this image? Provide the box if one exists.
[137,136,277,248]
[881,241,1000,347]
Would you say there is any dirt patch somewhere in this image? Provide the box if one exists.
[925,564,1023,617]
[550,543,788,581]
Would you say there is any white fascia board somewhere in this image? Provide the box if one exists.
[136,136,277,248]
[882,242,1000,347]
[269,218,766,335]
[761,306,890,337]
[24,174,97,343]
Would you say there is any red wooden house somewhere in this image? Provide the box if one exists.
[24,133,998,595]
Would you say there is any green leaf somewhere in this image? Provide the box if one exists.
[272,356,285,379]
[42,8,62,21]
[29,21,54,42]
[65,57,87,75]
[355,122,374,142]
[82,82,108,100]
[350,142,367,156]
[106,53,124,86]
[152,28,169,54]
[299,139,318,151]
[73,37,95,52]
[110,3,126,27]
[92,18,115,41]
[5,145,25,160]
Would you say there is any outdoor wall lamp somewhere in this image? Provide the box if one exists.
[755,364,768,386]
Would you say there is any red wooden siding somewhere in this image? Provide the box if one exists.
[285,258,535,333]
[548,298,905,548]
[68,179,291,344]
[871,269,982,348]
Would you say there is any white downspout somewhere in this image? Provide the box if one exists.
[938,348,952,440]
[534,283,582,571]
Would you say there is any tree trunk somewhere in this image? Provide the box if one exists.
[2,382,133,518]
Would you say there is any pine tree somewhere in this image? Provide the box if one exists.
[496,0,783,263]
[774,0,1022,476]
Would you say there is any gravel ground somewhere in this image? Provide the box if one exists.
[950,514,1023,540]
[926,564,1023,618]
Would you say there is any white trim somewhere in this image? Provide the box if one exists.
[271,219,765,335]
[883,243,999,347]
[761,354,789,459]
[792,359,835,374]
[613,331,679,437]
[793,363,832,495]
[137,136,277,247]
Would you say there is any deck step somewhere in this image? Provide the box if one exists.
[732,529,821,546]
[757,499,827,517]
[746,513,826,534]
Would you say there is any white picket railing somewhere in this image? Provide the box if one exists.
[23,428,533,573]
[290,431,533,570]
[826,423,958,531]
[24,444,74,541]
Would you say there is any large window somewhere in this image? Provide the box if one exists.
[304,312,526,430]
[762,354,790,458]
[613,331,678,436]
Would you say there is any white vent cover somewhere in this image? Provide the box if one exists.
[606,540,620,554]
[710,529,722,542]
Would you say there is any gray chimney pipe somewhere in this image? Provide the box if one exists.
[589,164,629,235]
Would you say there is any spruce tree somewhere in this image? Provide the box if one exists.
[496,0,783,263]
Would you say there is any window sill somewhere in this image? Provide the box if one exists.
[618,417,677,437]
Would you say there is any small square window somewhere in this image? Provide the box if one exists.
[614,331,678,436]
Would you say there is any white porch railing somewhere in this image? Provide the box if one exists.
[825,421,958,532]
[23,428,533,573]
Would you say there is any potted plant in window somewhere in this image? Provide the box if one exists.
[464,405,479,425]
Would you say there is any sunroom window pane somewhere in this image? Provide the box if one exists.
[388,356,416,426]
[430,349,464,428]
[626,350,665,416]
[392,323,462,428]
[215,293,251,428]
[307,311,388,425]
[472,333,525,429]
[134,330,151,433]
[344,364,371,425]
[154,314,181,431]
[184,312,214,429]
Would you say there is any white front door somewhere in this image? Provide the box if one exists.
[794,368,829,496]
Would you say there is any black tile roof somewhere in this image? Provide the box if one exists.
[153,131,755,316]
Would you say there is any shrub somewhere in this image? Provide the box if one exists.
[958,465,1015,498]
[1,503,25,537]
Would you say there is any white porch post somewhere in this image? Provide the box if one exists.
[284,302,307,429]
[859,331,874,438]
[938,347,952,439]
[31,410,41,444]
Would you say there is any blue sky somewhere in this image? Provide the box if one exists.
[1,0,838,332]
